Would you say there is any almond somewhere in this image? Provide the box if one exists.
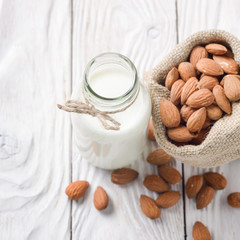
[196,186,214,209]
[191,128,210,145]
[207,105,223,120]
[223,75,240,101]
[180,105,196,122]
[148,119,156,141]
[140,195,161,219]
[181,77,199,104]
[160,99,181,128]
[186,175,204,199]
[227,192,240,208]
[143,175,170,193]
[93,186,108,211]
[203,172,227,190]
[205,43,227,55]
[167,126,196,142]
[213,55,239,74]
[65,181,89,200]
[178,62,197,82]
[223,49,234,58]
[158,166,182,184]
[196,58,224,76]
[186,89,214,108]
[192,221,212,240]
[202,117,213,129]
[170,79,185,105]
[199,76,219,91]
[111,168,138,185]
[213,85,231,114]
[165,67,179,90]
[190,46,209,69]
[156,191,181,208]
[187,107,206,133]
[147,149,174,165]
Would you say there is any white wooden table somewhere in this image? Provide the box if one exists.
[1,0,240,239]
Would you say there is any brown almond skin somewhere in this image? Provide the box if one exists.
[196,186,215,209]
[192,221,212,240]
[223,75,240,101]
[178,62,197,82]
[158,166,182,184]
[93,186,108,211]
[160,99,181,128]
[228,192,240,208]
[196,58,224,76]
[187,107,206,133]
[181,77,198,105]
[199,76,219,91]
[156,191,181,208]
[205,43,227,55]
[167,126,196,142]
[170,79,185,105]
[190,128,211,145]
[203,172,227,190]
[111,168,138,185]
[147,149,174,165]
[165,67,179,90]
[186,89,214,108]
[143,175,170,193]
[213,55,239,74]
[180,105,196,122]
[147,119,156,141]
[223,49,234,58]
[140,195,161,219]
[213,85,232,114]
[186,175,204,199]
[190,46,209,69]
[65,181,89,200]
[207,105,223,121]
[202,117,213,129]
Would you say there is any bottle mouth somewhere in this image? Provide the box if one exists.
[83,52,139,110]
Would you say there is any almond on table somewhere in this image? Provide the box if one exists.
[196,186,215,209]
[147,119,156,141]
[93,186,108,211]
[65,181,89,200]
[156,191,181,208]
[143,175,170,193]
[203,172,227,190]
[227,192,240,208]
[158,166,182,184]
[147,149,174,165]
[192,221,212,240]
[140,195,161,220]
[111,168,138,185]
[186,175,204,199]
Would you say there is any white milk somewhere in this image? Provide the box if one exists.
[71,53,151,169]
[88,63,132,99]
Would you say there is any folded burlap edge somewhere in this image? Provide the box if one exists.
[145,29,240,168]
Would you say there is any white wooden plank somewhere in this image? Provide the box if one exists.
[177,0,240,239]
[72,0,185,239]
[0,1,72,239]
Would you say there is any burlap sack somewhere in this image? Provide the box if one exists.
[146,30,240,168]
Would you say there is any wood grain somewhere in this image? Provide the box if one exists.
[177,0,240,239]
[0,0,72,239]
[72,0,185,239]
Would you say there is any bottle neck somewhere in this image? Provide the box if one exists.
[83,52,139,112]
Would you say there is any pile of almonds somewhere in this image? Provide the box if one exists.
[65,149,240,239]
[160,43,240,145]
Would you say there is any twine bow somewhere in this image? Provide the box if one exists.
[58,89,139,131]
[57,99,121,130]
